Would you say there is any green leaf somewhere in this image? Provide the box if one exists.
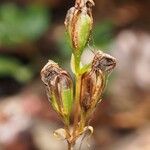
[0,56,33,83]
[0,3,50,47]
[93,21,114,50]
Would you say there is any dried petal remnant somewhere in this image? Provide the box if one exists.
[92,51,116,73]
[41,60,60,85]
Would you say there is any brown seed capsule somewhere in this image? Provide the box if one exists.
[64,0,94,57]
[41,60,73,124]
[80,51,116,113]
[80,68,105,112]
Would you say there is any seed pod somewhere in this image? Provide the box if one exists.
[80,51,116,114]
[64,0,94,58]
[41,60,73,124]
[80,67,105,112]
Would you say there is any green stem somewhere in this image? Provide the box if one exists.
[73,74,82,139]
[74,55,81,75]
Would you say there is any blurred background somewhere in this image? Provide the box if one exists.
[0,0,150,150]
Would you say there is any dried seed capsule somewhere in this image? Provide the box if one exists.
[64,0,94,58]
[80,67,105,112]
[41,60,73,124]
[80,51,116,114]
